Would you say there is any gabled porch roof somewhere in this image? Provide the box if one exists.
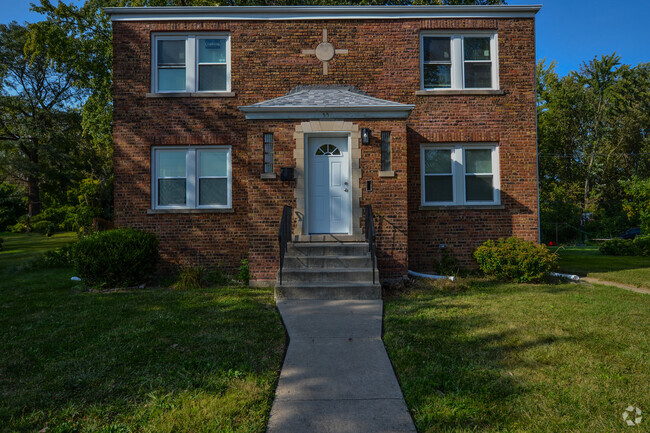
[239,86,414,120]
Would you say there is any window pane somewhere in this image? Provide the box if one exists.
[198,65,227,91]
[199,151,228,177]
[425,176,453,202]
[381,131,391,172]
[466,175,494,201]
[158,151,186,177]
[198,38,227,63]
[264,153,273,163]
[264,163,273,173]
[424,149,452,174]
[199,178,228,206]
[423,64,451,88]
[424,37,451,62]
[464,63,492,88]
[464,37,491,61]
[465,149,493,173]
[158,179,186,205]
[158,40,185,65]
[158,68,186,92]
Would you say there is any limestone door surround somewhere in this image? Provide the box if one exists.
[293,120,363,242]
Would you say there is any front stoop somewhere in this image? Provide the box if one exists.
[275,242,381,300]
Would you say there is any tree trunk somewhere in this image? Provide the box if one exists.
[27,177,41,217]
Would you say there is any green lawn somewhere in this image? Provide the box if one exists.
[555,246,650,289]
[384,279,650,433]
[0,231,78,271]
[0,232,286,433]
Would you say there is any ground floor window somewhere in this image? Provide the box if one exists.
[152,146,231,209]
[421,143,499,206]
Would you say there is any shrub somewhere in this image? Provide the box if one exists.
[473,237,558,283]
[599,238,639,256]
[237,258,250,285]
[31,220,57,236]
[432,247,461,276]
[0,237,3,251]
[634,235,650,256]
[72,228,158,287]
[38,244,75,268]
[173,266,208,290]
[0,182,27,230]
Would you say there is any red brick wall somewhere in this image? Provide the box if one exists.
[112,16,538,279]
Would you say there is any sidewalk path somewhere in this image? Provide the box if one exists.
[581,277,650,295]
[267,300,417,433]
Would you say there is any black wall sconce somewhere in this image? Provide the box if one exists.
[361,128,371,145]
[280,167,294,181]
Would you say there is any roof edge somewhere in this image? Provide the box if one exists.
[104,5,541,22]
[239,104,415,113]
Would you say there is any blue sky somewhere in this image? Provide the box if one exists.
[3,0,648,76]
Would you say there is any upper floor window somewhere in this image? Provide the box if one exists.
[420,33,498,90]
[153,34,231,93]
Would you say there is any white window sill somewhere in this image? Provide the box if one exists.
[419,204,504,210]
[261,172,277,180]
[147,208,234,214]
[415,89,505,96]
[146,92,236,98]
[378,170,396,178]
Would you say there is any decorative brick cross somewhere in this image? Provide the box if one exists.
[302,29,348,75]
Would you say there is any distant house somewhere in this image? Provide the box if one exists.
[107,5,541,297]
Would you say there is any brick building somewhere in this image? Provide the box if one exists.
[107,5,540,295]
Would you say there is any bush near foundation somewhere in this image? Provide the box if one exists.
[72,228,158,287]
[473,237,558,283]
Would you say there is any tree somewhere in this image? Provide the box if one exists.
[0,22,83,216]
[537,56,650,240]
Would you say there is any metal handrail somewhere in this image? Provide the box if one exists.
[364,204,377,284]
[278,205,292,285]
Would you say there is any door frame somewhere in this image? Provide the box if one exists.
[305,132,353,236]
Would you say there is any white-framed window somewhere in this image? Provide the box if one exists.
[152,146,232,209]
[421,143,500,206]
[152,33,231,93]
[420,32,498,90]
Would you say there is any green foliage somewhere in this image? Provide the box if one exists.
[432,247,461,276]
[0,237,3,252]
[621,177,650,234]
[72,228,159,287]
[0,182,27,230]
[173,266,208,290]
[473,237,558,283]
[537,57,650,242]
[37,244,76,268]
[599,235,650,256]
[598,238,639,256]
[237,258,250,285]
[64,177,113,231]
[634,235,650,256]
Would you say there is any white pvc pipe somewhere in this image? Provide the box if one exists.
[549,272,580,282]
[408,270,455,282]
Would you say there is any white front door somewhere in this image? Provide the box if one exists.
[308,136,351,234]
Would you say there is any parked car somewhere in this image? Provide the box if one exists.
[618,227,641,240]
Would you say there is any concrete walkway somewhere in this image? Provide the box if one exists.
[267,300,416,433]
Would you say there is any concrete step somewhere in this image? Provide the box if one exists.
[287,242,370,257]
[281,268,379,284]
[283,255,372,269]
[275,282,382,300]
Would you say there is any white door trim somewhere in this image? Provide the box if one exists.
[305,132,353,235]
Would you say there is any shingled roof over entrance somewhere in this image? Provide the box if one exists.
[239,86,414,120]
